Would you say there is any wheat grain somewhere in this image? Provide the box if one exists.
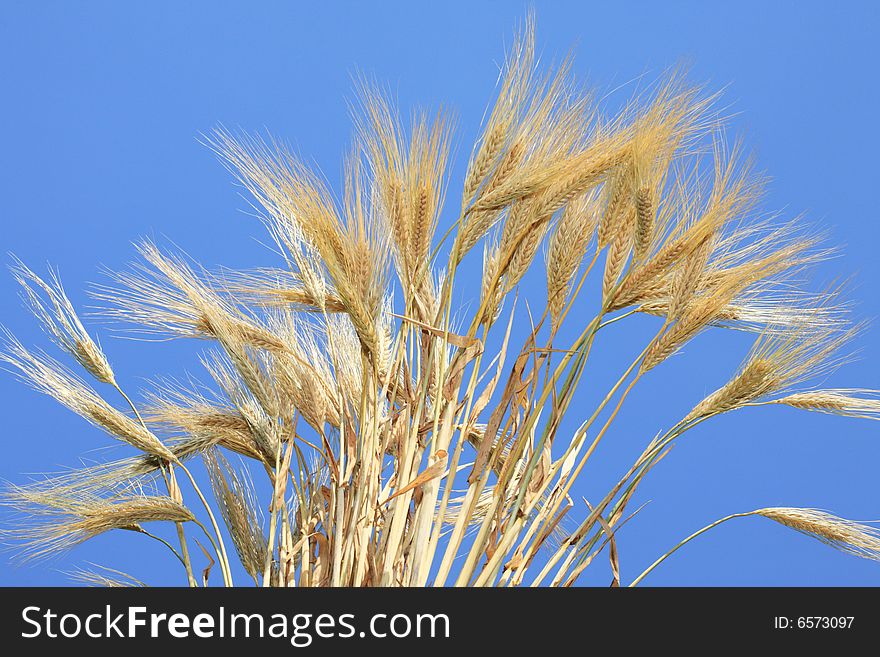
[1,15,877,588]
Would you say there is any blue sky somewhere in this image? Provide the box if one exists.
[1,1,878,586]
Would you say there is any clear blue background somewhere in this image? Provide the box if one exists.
[1,1,878,586]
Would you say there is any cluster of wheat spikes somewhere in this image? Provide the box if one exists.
[2,19,879,588]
